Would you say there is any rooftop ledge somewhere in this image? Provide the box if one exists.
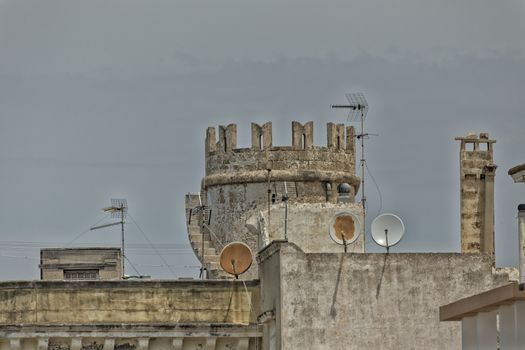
[439,282,525,321]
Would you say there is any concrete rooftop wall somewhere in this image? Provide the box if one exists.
[258,242,511,350]
[0,280,259,325]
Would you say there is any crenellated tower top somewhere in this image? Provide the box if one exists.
[188,121,364,279]
[206,121,355,155]
[204,122,359,193]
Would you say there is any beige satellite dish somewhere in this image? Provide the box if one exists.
[219,242,253,279]
[328,211,361,252]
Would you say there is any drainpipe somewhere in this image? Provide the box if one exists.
[519,204,525,288]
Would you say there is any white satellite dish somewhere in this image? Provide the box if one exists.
[371,213,405,252]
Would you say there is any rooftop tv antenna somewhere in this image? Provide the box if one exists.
[332,93,372,237]
[371,213,405,253]
[219,242,253,279]
[328,212,362,252]
[90,198,128,278]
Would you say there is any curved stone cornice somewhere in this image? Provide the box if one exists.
[202,170,360,190]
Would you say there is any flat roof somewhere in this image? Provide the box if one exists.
[41,247,121,251]
[440,282,525,321]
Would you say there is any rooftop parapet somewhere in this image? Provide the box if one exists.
[206,121,356,156]
[204,122,358,184]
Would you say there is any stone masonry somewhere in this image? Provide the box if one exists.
[455,133,497,256]
[187,121,361,278]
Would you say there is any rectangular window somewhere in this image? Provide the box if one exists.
[64,269,100,280]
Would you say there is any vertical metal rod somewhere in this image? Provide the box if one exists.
[385,229,389,254]
[201,214,205,279]
[361,111,366,239]
[267,169,271,233]
[199,193,206,280]
[121,204,125,278]
[518,205,525,286]
[284,182,289,241]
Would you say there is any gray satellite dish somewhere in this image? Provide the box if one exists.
[371,213,405,252]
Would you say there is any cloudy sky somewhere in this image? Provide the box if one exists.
[0,0,524,279]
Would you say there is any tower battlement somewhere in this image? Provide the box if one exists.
[204,122,358,190]
[206,121,355,155]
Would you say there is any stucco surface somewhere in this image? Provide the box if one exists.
[259,242,511,350]
[0,280,259,325]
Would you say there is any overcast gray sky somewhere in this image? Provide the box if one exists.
[0,0,524,279]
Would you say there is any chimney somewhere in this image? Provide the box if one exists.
[455,133,497,256]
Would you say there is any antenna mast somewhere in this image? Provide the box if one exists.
[332,93,370,237]
[91,198,128,278]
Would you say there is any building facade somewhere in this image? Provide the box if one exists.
[0,122,517,349]
[40,248,122,281]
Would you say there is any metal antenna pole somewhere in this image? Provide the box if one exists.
[267,168,271,233]
[360,111,366,240]
[198,193,206,280]
[283,181,289,241]
[91,198,128,279]
[332,93,371,240]
[121,203,125,278]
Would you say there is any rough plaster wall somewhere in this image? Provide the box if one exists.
[258,245,282,350]
[262,243,510,350]
[0,280,259,325]
[261,203,364,253]
[42,270,64,280]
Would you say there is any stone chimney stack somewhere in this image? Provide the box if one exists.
[455,133,497,256]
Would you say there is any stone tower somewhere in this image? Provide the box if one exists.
[455,133,497,256]
[186,121,363,278]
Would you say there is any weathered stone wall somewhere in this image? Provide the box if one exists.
[258,242,512,350]
[206,147,355,176]
[455,133,496,255]
[0,280,259,325]
[193,122,360,279]
[204,122,357,192]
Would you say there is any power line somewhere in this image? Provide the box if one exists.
[128,213,178,278]
[124,254,142,276]
[365,162,383,218]
[66,213,110,246]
